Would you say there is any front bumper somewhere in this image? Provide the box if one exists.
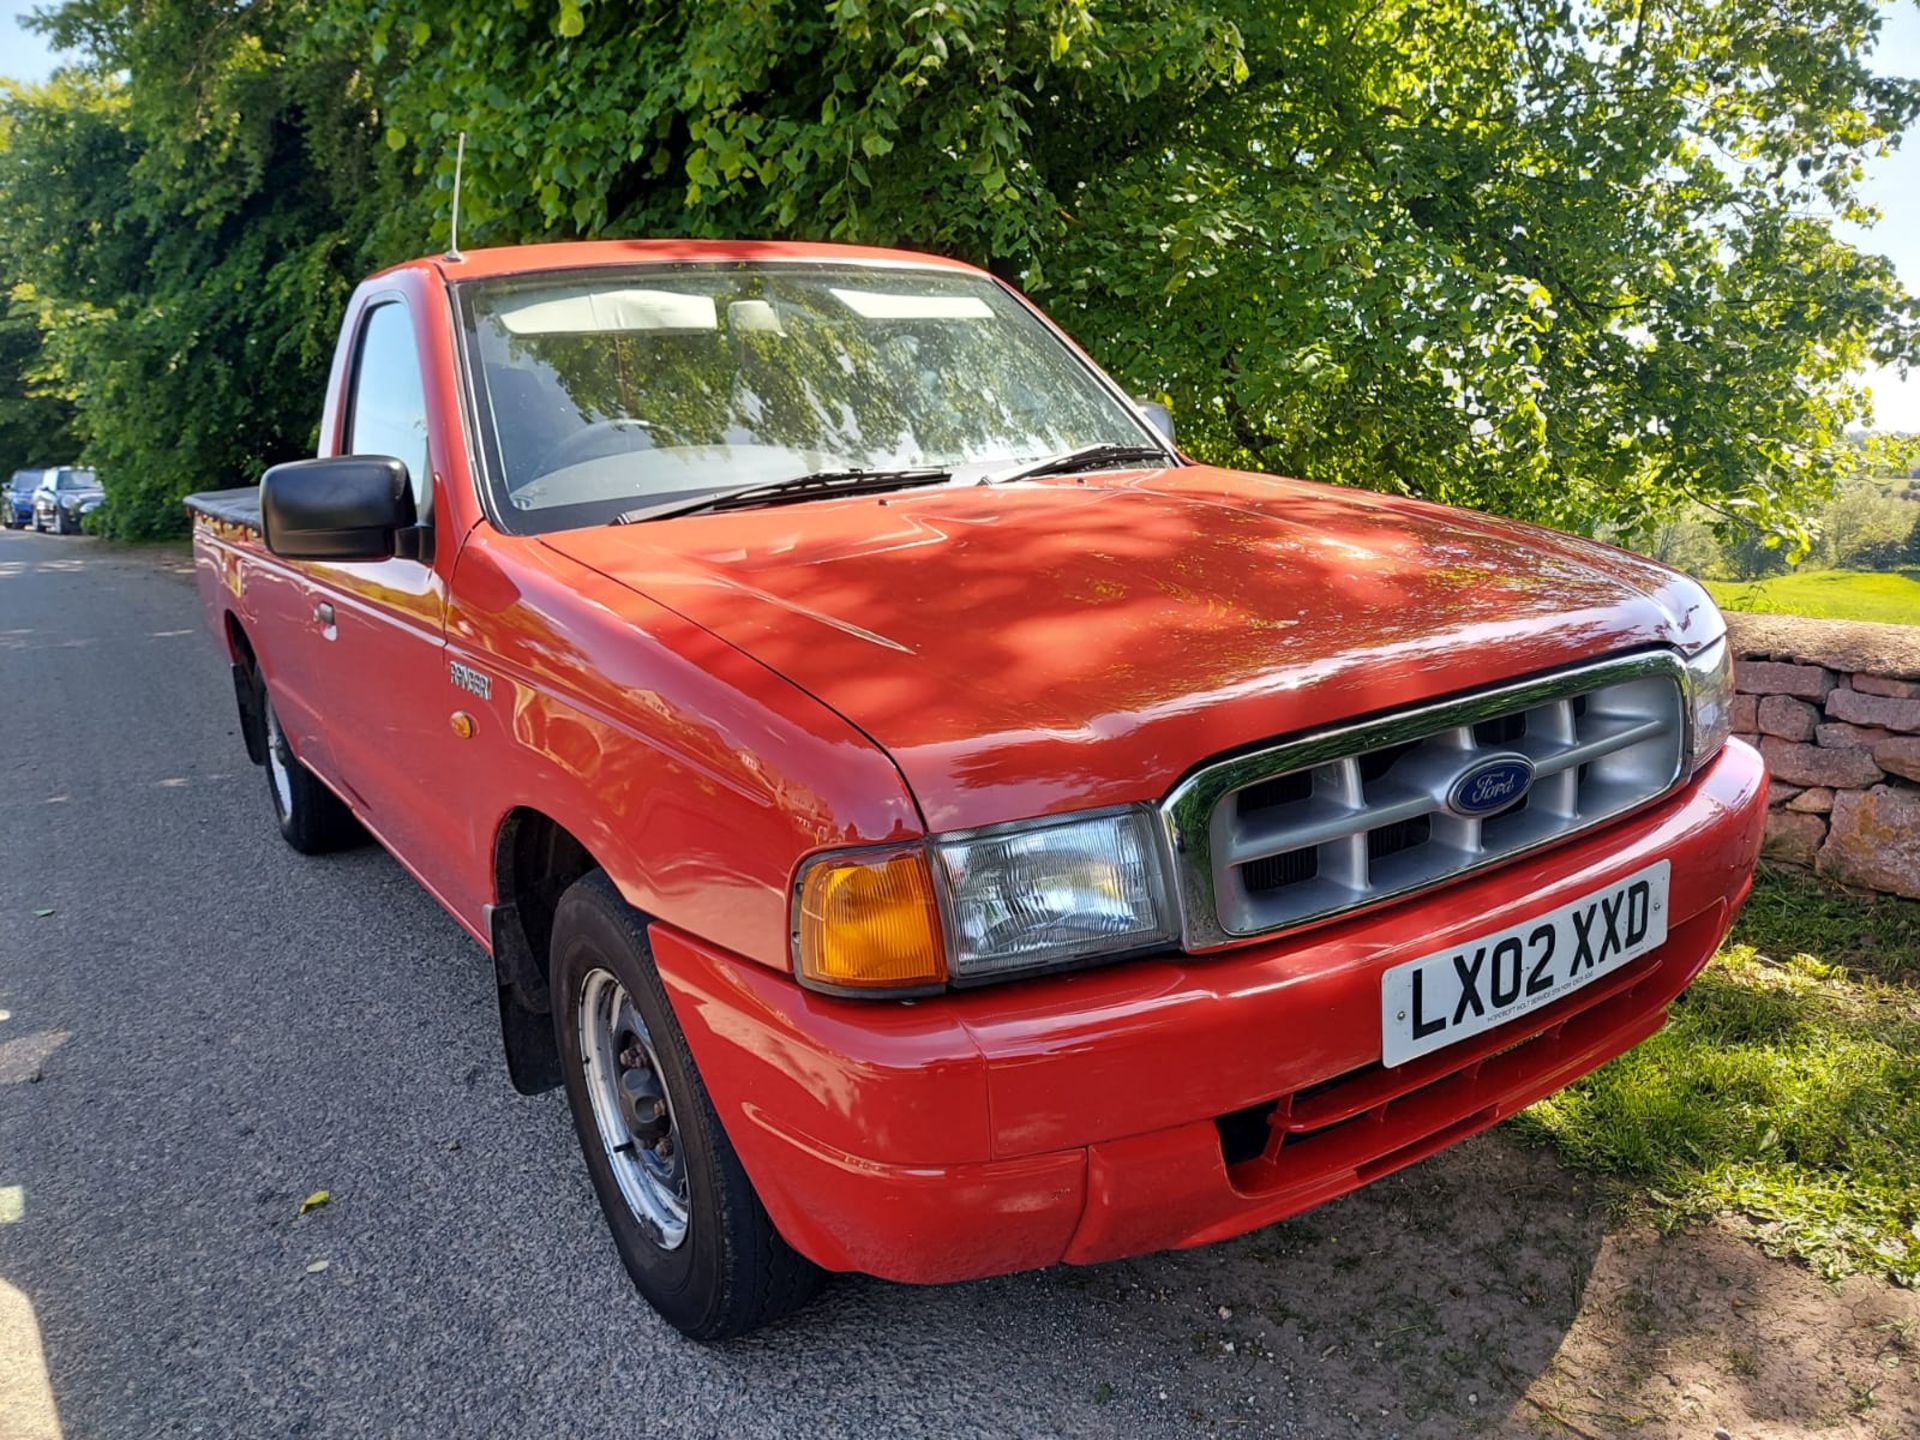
[652,739,1766,1283]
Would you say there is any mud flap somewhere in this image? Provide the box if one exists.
[488,900,563,1095]
[230,662,268,765]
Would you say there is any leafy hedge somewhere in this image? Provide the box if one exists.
[2,1,1916,542]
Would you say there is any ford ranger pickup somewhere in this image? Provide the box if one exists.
[185,239,1765,1339]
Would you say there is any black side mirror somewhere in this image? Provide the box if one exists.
[1136,399,1175,446]
[261,456,415,561]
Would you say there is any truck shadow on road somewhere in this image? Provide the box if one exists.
[771,1132,1912,1440]
[788,1133,1611,1436]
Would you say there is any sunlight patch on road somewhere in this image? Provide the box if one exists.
[0,1188,21,1225]
[0,558,91,576]
[0,1032,69,1085]
[0,1276,64,1440]
[0,637,95,652]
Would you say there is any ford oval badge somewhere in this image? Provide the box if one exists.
[1446,755,1534,818]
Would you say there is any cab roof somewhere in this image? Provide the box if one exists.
[369,238,984,285]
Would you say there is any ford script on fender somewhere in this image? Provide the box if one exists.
[1379,861,1671,1067]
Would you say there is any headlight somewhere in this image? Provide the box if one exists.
[933,808,1175,981]
[792,807,1175,993]
[1684,636,1734,772]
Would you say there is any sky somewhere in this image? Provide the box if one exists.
[1842,2,1920,430]
[1,0,1918,428]
[0,2,53,82]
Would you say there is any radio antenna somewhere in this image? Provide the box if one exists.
[444,131,467,263]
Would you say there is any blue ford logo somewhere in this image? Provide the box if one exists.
[1446,755,1533,817]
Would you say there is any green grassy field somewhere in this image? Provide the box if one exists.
[1520,866,1920,1284]
[1707,569,1920,625]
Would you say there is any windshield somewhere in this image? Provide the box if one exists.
[55,470,96,490]
[457,263,1163,531]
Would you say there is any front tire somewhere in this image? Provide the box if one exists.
[52,507,70,535]
[550,872,823,1339]
[260,686,362,854]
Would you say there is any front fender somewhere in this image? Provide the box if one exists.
[448,527,925,970]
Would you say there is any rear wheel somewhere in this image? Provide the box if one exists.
[550,871,822,1339]
[261,688,362,854]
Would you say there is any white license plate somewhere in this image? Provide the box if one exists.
[1379,860,1670,1068]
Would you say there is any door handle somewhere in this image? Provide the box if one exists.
[313,602,334,627]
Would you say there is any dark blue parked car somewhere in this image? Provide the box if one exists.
[5,470,38,528]
[31,467,103,534]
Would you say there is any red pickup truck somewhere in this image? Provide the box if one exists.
[187,239,1765,1338]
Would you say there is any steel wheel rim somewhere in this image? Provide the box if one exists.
[577,967,690,1250]
[264,699,294,817]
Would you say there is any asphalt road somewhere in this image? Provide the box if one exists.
[0,529,1600,1440]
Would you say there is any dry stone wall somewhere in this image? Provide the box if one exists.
[1726,612,1920,900]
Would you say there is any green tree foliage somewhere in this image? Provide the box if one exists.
[1634,510,1732,579]
[0,88,79,470]
[1812,476,1917,567]
[0,7,383,534]
[1637,470,1920,580]
[0,286,76,474]
[2,0,1917,543]
[1054,3,1920,548]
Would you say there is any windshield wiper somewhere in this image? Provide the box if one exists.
[612,467,953,525]
[982,442,1175,487]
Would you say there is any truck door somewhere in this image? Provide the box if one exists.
[301,295,470,917]
[244,551,345,786]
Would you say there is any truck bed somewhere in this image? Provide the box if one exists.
[183,487,262,532]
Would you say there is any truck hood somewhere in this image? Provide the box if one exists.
[541,467,1718,831]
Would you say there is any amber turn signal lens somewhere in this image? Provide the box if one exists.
[795,849,946,991]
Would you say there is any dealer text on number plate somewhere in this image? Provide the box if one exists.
[1379,860,1671,1068]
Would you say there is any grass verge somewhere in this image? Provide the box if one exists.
[1518,865,1920,1285]
[1706,568,1920,625]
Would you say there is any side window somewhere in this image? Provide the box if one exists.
[347,302,433,519]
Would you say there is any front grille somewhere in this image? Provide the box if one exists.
[1160,653,1689,948]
